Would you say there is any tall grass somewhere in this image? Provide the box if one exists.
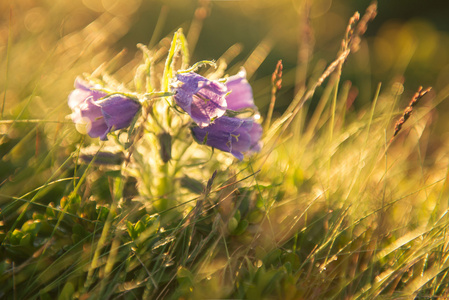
[1,1,449,299]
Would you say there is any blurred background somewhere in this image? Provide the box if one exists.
[1,0,449,142]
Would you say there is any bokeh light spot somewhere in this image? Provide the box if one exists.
[24,7,47,33]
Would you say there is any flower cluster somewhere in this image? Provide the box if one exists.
[68,78,141,141]
[172,69,262,160]
[68,68,261,160]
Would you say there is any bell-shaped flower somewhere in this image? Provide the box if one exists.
[191,116,262,160]
[69,79,141,140]
[172,72,227,128]
[224,68,255,111]
[68,78,108,109]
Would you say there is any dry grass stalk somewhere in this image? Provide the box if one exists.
[261,4,377,166]
[391,86,432,141]
[350,2,378,52]
[342,11,360,52]
[187,0,211,55]
[265,60,283,131]
[295,2,378,117]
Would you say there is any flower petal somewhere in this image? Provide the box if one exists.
[68,78,140,140]
[69,78,107,109]
[173,72,227,127]
[191,116,261,160]
[68,88,93,110]
[78,97,109,139]
[98,95,141,132]
[224,68,255,111]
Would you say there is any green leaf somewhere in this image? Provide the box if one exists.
[20,233,32,247]
[234,210,241,222]
[248,210,263,224]
[83,200,97,220]
[180,176,204,194]
[46,202,56,218]
[60,196,68,209]
[10,229,23,245]
[22,220,41,235]
[58,282,74,300]
[264,249,282,267]
[32,212,45,220]
[162,29,181,92]
[228,217,239,233]
[126,221,136,240]
[97,206,109,222]
[39,292,52,300]
[134,220,144,234]
[256,268,283,295]
[282,252,300,270]
[233,219,249,236]
[177,266,194,286]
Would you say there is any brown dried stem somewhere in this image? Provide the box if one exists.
[261,3,377,168]
[292,2,377,122]
[390,86,432,142]
[265,60,283,131]
[351,2,378,53]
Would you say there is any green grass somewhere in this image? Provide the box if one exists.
[2,1,449,299]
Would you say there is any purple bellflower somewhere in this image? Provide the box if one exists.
[69,79,141,140]
[191,116,262,160]
[68,78,107,109]
[224,68,255,111]
[172,72,227,128]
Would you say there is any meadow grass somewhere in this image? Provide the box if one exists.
[1,1,449,299]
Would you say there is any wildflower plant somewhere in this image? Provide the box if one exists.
[12,29,265,299]
[69,32,261,161]
[66,29,262,216]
